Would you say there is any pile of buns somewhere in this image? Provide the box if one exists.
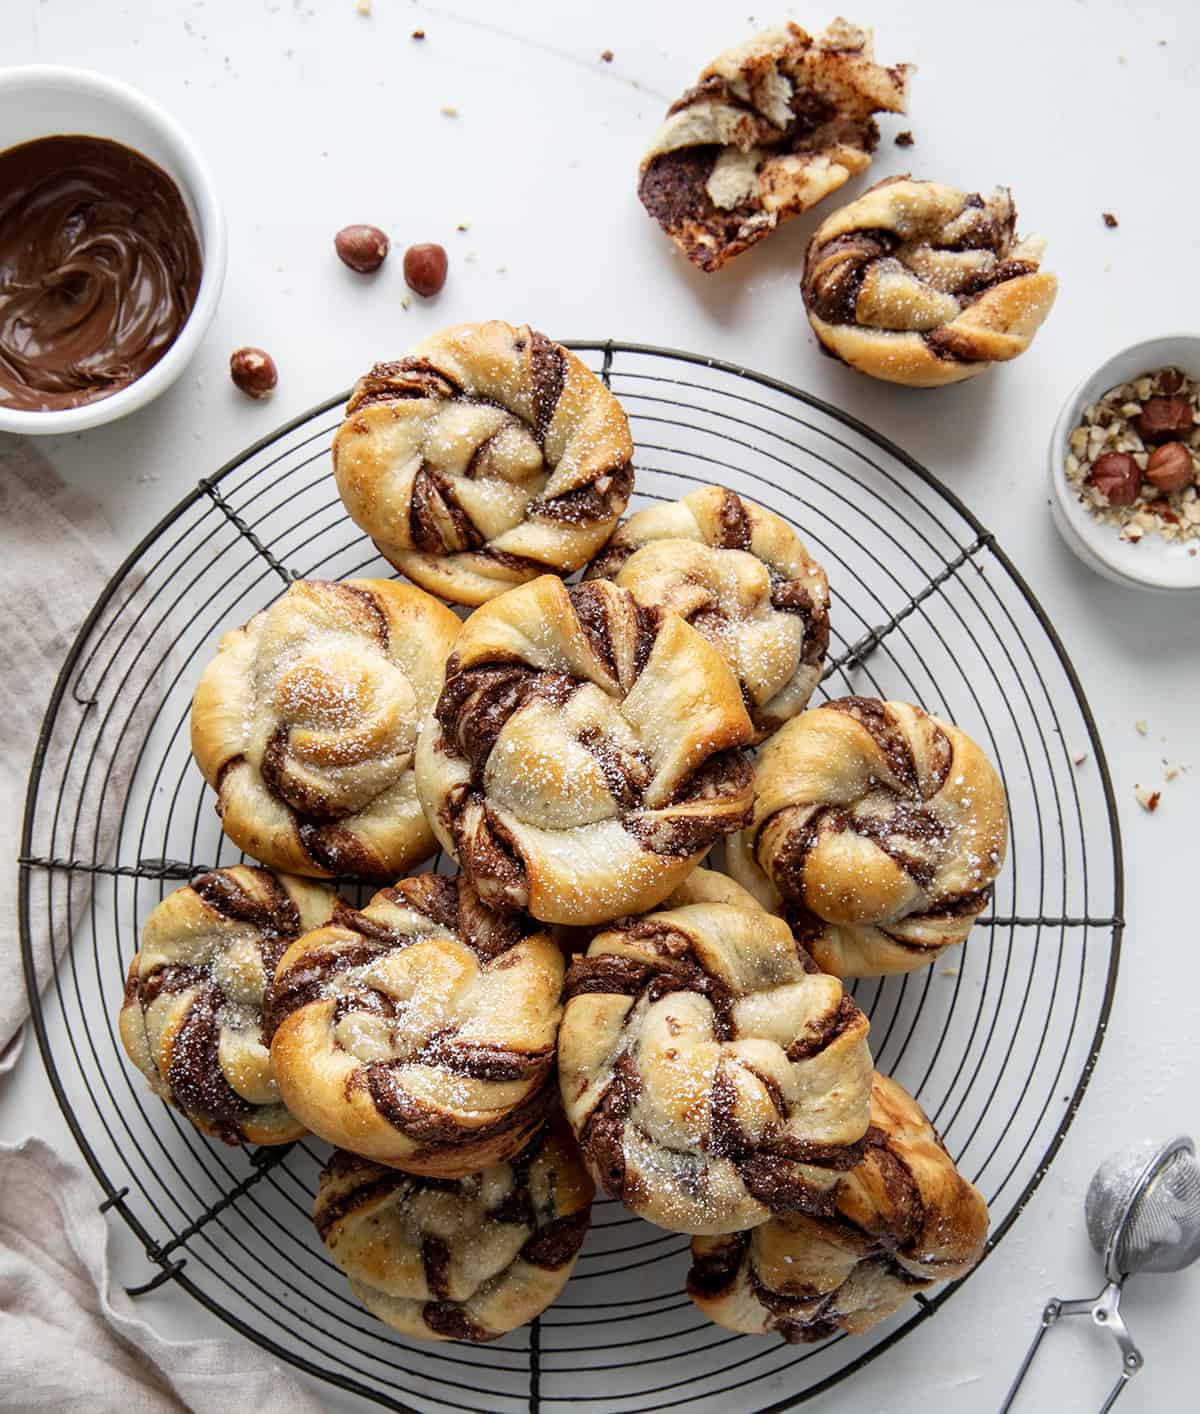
[120,320,1000,1347]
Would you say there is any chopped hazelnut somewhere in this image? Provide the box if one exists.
[1134,785,1161,813]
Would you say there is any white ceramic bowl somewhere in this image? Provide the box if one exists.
[0,66,225,435]
[1049,334,1200,593]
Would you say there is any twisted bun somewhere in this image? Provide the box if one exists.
[559,896,872,1234]
[265,874,563,1176]
[728,697,1007,976]
[587,485,830,742]
[415,575,755,926]
[314,1118,593,1341]
[191,578,459,880]
[119,867,337,1144]
[688,1073,989,1340]
[802,177,1058,386]
[333,322,633,605]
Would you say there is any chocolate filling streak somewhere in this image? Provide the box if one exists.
[422,1303,495,1342]
[190,868,302,939]
[716,489,753,551]
[577,726,652,808]
[364,1062,552,1147]
[313,1168,409,1241]
[421,1036,555,1083]
[410,466,486,554]
[626,749,753,858]
[528,330,567,444]
[165,989,254,1142]
[262,938,394,1041]
[436,665,578,780]
[295,820,382,879]
[638,148,762,271]
[686,1232,750,1297]
[519,1209,590,1268]
[446,791,528,904]
[564,951,737,1040]
[802,229,899,324]
[527,460,634,527]
[421,1234,453,1302]
[345,358,463,412]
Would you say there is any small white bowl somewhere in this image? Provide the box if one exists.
[0,66,226,435]
[1049,334,1200,593]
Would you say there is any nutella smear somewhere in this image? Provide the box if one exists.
[0,135,202,412]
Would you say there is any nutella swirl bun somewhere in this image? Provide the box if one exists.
[191,578,460,881]
[414,575,756,927]
[688,1073,989,1341]
[119,867,338,1145]
[587,486,830,743]
[314,1118,593,1342]
[727,697,1008,977]
[638,21,911,272]
[559,897,873,1235]
[265,874,562,1177]
[332,321,634,606]
[802,176,1058,386]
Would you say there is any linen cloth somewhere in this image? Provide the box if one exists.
[0,1137,325,1412]
[0,435,131,1070]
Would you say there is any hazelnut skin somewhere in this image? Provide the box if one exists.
[229,347,277,399]
[335,224,389,273]
[1138,396,1193,444]
[403,243,448,297]
[1146,442,1194,494]
[1087,452,1140,506]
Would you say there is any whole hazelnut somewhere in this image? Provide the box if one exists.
[335,223,389,273]
[230,347,277,399]
[1138,395,1193,443]
[1146,441,1194,493]
[403,242,448,296]
[1158,369,1184,395]
[1087,451,1140,506]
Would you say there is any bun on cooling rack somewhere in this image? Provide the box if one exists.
[190,577,460,882]
[801,176,1058,386]
[264,873,562,1177]
[688,1072,989,1340]
[414,575,756,926]
[586,485,830,743]
[558,890,873,1234]
[727,696,1007,977]
[638,20,911,272]
[332,321,634,606]
[119,866,338,1144]
[314,1116,593,1341]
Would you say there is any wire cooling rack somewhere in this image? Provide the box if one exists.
[20,343,1123,1414]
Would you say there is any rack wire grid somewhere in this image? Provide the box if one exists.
[20,342,1123,1414]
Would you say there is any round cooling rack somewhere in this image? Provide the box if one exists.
[20,343,1124,1414]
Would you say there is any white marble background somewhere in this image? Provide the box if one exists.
[3,1,1198,1410]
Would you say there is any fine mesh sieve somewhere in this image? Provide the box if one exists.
[1002,1136,1200,1413]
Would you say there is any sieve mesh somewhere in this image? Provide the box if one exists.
[1116,1146,1200,1277]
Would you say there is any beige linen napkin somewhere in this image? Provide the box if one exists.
[0,435,139,1070]
[0,1137,326,1412]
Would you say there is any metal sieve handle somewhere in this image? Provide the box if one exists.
[999,1280,1143,1413]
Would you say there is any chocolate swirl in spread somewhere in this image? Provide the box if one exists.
[0,135,202,412]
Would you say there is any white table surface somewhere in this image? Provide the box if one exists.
[4,1,1199,1410]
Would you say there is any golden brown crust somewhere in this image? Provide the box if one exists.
[586,486,830,743]
[265,874,563,1176]
[638,21,911,272]
[558,897,872,1235]
[190,578,459,881]
[726,697,1008,976]
[332,322,634,606]
[802,177,1058,386]
[687,1073,989,1340]
[118,866,337,1145]
[314,1117,593,1341]
[414,575,755,926]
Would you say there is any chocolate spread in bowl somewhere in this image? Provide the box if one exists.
[0,134,202,412]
